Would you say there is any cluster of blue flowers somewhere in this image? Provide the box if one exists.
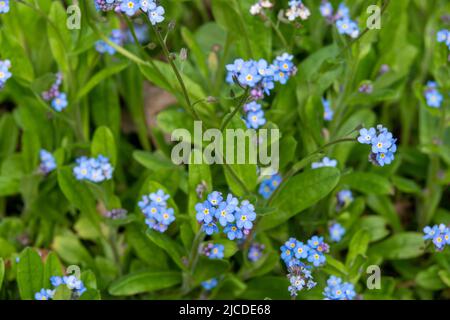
[35,275,86,300]
[94,0,121,11]
[0,0,9,14]
[437,29,450,50]
[329,222,345,242]
[39,150,57,175]
[248,243,265,262]
[424,81,443,108]
[96,29,124,55]
[423,224,450,251]
[138,189,175,233]
[323,276,356,300]
[311,157,337,169]
[121,0,165,24]
[226,53,297,100]
[242,101,266,129]
[195,191,256,240]
[201,278,218,291]
[336,189,353,210]
[41,72,68,112]
[94,0,165,25]
[320,2,359,39]
[285,0,311,22]
[258,173,281,199]
[280,236,329,297]
[357,125,397,167]
[201,243,225,260]
[73,155,114,183]
[0,59,12,90]
[322,97,333,121]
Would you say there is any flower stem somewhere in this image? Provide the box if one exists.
[220,88,250,132]
[148,20,201,121]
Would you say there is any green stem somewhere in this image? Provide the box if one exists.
[220,88,250,131]
[148,20,200,121]
[268,17,289,49]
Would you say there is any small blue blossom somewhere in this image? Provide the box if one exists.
[96,29,124,55]
[202,222,219,235]
[424,224,450,251]
[294,241,309,259]
[224,223,243,240]
[311,157,337,169]
[201,278,218,291]
[320,1,333,18]
[94,0,121,12]
[120,0,141,16]
[322,98,334,121]
[329,222,345,242]
[336,189,353,209]
[323,276,356,300]
[39,149,57,175]
[139,0,156,13]
[150,189,170,206]
[357,127,376,144]
[226,54,296,100]
[437,29,450,49]
[51,92,68,112]
[202,243,225,260]
[0,0,10,13]
[207,191,223,206]
[358,125,397,167]
[246,110,266,129]
[248,243,265,262]
[424,81,443,108]
[148,5,165,25]
[37,275,86,300]
[73,155,114,183]
[215,202,235,227]
[235,200,256,230]
[258,173,282,199]
[139,190,176,233]
[195,201,215,224]
[0,59,12,89]
[35,289,55,300]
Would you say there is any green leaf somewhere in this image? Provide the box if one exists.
[52,234,94,267]
[258,167,340,231]
[133,150,178,171]
[43,252,64,289]
[126,223,168,270]
[57,167,98,222]
[79,289,101,300]
[391,176,421,194]
[356,216,390,242]
[108,271,181,296]
[146,230,186,270]
[346,229,370,267]
[47,1,72,73]
[415,266,447,290]
[340,172,392,195]
[17,248,44,300]
[322,255,348,278]
[368,232,425,260]
[91,126,117,166]
[77,61,129,100]
[192,257,229,286]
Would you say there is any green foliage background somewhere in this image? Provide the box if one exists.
[0,0,449,300]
